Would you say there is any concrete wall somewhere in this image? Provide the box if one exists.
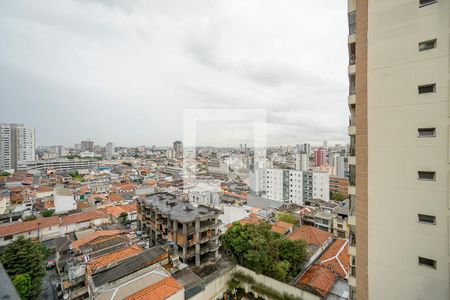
[367,0,449,299]
[189,265,319,300]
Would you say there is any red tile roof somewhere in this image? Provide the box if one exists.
[60,210,107,225]
[287,225,332,247]
[36,186,54,193]
[44,200,55,209]
[86,244,142,275]
[296,264,337,297]
[318,239,349,278]
[71,230,121,251]
[0,216,60,237]
[271,221,293,235]
[124,276,182,300]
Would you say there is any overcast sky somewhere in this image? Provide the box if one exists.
[0,0,349,147]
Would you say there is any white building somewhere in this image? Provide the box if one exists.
[266,168,330,203]
[188,182,220,208]
[312,172,329,202]
[335,156,346,178]
[0,123,35,171]
[295,153,309,171]
[54,188,77,214]
[265,168,285,202]
[288,170,303,204]
[249,163,265,195]
[106,142,115,156]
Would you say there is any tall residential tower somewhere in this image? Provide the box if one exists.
[348,0,449,299]
[0,123,35,171]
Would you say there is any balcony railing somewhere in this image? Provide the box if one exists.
[349,54,356,65]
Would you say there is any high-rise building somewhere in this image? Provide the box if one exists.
[347,1,448,299]
[106,142,115,156]
[80,140,94,152]
[335,156,346,178]
[322,140,328,150]
[172,140,183,157]
[299,143,311,156]
[313,147,326,167]
[265,168,329,204]
[295,153,309,171]
[0,123,35,170]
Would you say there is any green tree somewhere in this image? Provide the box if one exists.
[222,222,308,281]
[276,212,299,224]
[13,274,32,300]
[0,237,47,299]
[0,171,11,177]
[330,191,347,202]
[118,212,128,225]
[22,215,37,222]
[41,209,54,218]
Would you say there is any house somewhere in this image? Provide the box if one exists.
[0,190,10,214]
[295,238,349,299]
[54,188,77,213]
[271,220,293,235]
[60,210,110,234]
[0,216,60,246]
[287,225,333,269]
[35,186,55,198]
[105,203,137,222]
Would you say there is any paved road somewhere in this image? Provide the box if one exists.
[38,268,58,300]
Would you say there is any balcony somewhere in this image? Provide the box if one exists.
[348,94,356,105]
[348,156,356,166]
[348,126,356,135]
[348,186,356,195]
[348,244,356,256]
[348,64,356,75]
[348,215,356,226]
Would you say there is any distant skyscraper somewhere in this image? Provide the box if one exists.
[295,153,309,171]
[335,156,346,178]
[173,141,183,157]
[313,147,326,167]
[0,123,35,170]
[106,142,115,156]
[322,140,328,149]
[300,143,311,156]
[80,140,94,152]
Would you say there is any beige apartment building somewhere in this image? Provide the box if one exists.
[348,0,449,299]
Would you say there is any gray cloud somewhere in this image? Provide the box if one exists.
[0,0,349,147]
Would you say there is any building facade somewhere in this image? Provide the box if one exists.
[0,123,35,171]
[313,148,326,167]
[347,0,449,299]
[138,193,221,267]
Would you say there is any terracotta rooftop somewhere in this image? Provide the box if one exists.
[287,225,332,246]
[86,244,142,275]
[296,264,337,297]
[271,221,293,235]
[318,239,349,278]
[109,193,124,202]
[0,216,60,237]
[71,230,122,251]
[124,276,182,300]
[36,186,54,193]
[60,210,107,225]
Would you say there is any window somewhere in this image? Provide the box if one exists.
[419,0,438,7]
[418,214,436,224]
[418,171,435,181]
[418,257,436,269]
[419,39,436,51]
[418,128,436,138]
[418,84,436,94]
[348,12,356,35]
